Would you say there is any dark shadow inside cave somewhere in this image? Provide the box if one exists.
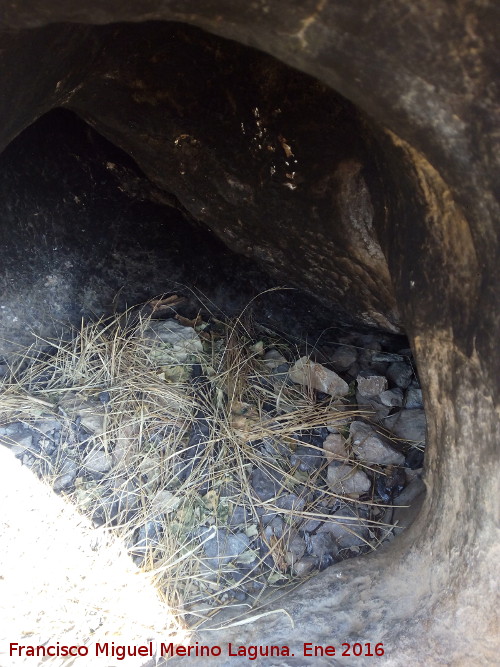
[0,107,402,361]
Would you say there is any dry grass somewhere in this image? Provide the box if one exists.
[0,300,394,643]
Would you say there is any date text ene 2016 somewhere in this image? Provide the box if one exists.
[303,642,385,657]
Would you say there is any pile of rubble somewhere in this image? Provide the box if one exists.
[0,299,425,621]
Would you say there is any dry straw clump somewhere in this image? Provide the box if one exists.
[0,299,393,632]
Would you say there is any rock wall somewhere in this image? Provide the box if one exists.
[0,1,498,664]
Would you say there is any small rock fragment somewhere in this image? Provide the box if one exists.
[355,391,392,420]
[228,504,250,526]
[289,357,349,397]
[386,361,413,388]
[329,346,357,371]
[290,444,323,471]
[326,406,353,434]
[405,387,423,409]
[405,447,425,469]
[299,517,322,533]
[285,533,306,565]
[111,477,139,515]
[201,528,250,569]
[132,521,164,564]
[371,352,405,363]
[350,421,405,465]
[307,531,338,559]
[263,516,284,540]
[79,412,105,435]
[53,458,78,492]
[260,436,290,457]
[274,493,306,512]
[7,433,36,456]
[263,349,287,368]
[356,372,388,397]
[326,462,371,494]
[58,395,105,434]
[83,449,113,474]
[0,421,24,437]
[323,433,348,463]
[319,506,369,548]
[383,409,427,445]
[98,391,111,404]
[251,464,285,500]
[379,388,404,407]
[151,489,182,515]
[33,418,61,435]
[375,466,406,502]
[293,557,318,576]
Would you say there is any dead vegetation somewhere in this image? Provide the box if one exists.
[0,297,397,638]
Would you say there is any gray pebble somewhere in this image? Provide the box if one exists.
[329,346,357,372]
[260,436,290,457]
[350,420,405,465]
[251,464,285,500]
[98,391,111,404]
[379,388,404,407]
[53,457,78,492]
[356,372,388,397]
[307,531,338,559]
[319,505,369,548]
[285,533,306,565]
[263,517,284,540]
[386,362,414,388]
[274,493,306,513]
[383,409,427,445]
[326,462,371,494]
[201,528,250,569]
[8,434,35,456]
[405,387,423,409]
[0,421,24,437]
[371,352,405,363]
[228,504,250,527]
[293,556,318,577]
[83,449,113,474]
[132,520,164,565]
[33,419,61,435]
[299,517,323,533]
[290,444,323,472]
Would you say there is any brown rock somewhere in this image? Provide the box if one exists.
[290,357,349,397]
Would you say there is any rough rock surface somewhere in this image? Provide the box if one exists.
[350,421,405,466]
[322,433,348,463]
[289,357,349,397]
[326,462,371,495]
[383,409,427,445]
[0,2,498,665]
[356,372,388,397]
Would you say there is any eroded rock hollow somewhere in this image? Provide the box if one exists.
[0,1,498,665]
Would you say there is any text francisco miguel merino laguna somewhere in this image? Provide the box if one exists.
[9,641,385,660]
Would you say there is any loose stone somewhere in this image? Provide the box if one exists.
[386,361,414,388]
[326,462,371,494]
[350,420,405,465]
[383,409,427,445]
[323,433,348,463]
[289,356,349,397]
[53,457,78,492]
[356,371,388,397]
[379,388,404,407]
